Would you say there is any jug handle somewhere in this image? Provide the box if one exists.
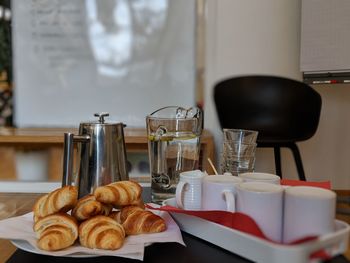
[62,133,90,187]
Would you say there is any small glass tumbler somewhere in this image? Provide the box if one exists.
[220,128,258,176]
[223,129,258,144]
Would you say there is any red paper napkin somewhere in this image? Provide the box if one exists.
[148,204,267,239]
[281,179,331,189]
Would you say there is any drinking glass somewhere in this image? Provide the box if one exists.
[223,129,258,144]
[220,128,258,176]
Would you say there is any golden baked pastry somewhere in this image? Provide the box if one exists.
[94,181,142,207]
[109,206,142,224]
[111,206,166,235]
[31,181,164,251]
[33,213,78,251]
[131,198,145,209]
[108,210,122,223]
[100,202,113,215]
[33,186,78,222]
[71,194,112,221]
[79,215,125,250]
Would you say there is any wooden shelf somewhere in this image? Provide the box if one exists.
[0,128,215,181]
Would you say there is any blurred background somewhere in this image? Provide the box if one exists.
[1,0,350,191]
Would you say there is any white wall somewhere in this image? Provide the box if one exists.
[302,85,350,188]
[204,0,350,189]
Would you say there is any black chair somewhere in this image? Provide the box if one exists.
[213,75,322,181]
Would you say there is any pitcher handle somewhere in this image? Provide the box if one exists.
[62,133,90,187]
[62,133,74,186]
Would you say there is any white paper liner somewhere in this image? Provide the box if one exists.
[0,208,185,261]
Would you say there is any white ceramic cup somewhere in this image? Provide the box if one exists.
[202,175,243,211]
[238,172,281,185]
[175,170,205,210]
[283,186,336,244]
[236,181,284,242]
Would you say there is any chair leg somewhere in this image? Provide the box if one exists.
[288,143,306,181]
[273,147,282,178]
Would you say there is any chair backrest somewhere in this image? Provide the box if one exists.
[213,75,322,143]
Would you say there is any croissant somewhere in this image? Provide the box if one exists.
[108,211,122,223]
[128,198,145,209]
[112,206,166,235]
[79,215,125,250]
[72,194,112,221]
[109,206,143,224]
[33,213,78,251]
[94,181,142,207]
[100,202,113,216]
[33,186,78,222]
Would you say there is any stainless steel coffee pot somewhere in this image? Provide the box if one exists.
[62,112,129,198]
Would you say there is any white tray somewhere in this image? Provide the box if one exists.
[163,198,350,263]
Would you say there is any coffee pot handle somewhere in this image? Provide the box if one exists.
[62,132,90,187]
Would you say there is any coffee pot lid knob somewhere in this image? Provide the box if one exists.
[94,112,109,123]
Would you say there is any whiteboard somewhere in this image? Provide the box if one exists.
[300,0,350,73]
[12,0,196,127]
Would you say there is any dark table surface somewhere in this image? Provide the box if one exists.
[6,232,350,263]
[7,232,251,263]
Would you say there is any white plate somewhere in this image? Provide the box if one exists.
[11,240,97,258]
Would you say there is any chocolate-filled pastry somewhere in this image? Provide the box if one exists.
[94,181,142,207]
[33,213,78,251]
[72,194,112,221]
[111,206,166,235]
[33,186,78,222]
[79,215,125,250]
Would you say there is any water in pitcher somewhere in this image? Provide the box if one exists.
[148,132,200,204]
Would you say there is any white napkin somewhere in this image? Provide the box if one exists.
[0,207,185,261]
